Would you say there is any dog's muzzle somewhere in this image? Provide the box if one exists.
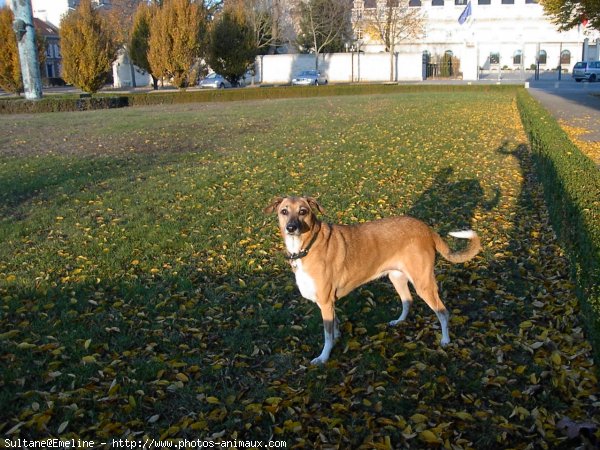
[286,220,301,234]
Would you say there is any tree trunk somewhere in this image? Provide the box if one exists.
[11,0,42,99]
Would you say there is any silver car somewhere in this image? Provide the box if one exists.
[291,70,328,86]
[572,61,600,82]
[198,73,232,89]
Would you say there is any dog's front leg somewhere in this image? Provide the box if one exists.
[312,300,337,365]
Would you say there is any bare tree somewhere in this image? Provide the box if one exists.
[296,0,352,70]
[224,0,288,54]
[361,0,424,81]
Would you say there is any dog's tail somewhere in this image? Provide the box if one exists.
[434,230,481,264]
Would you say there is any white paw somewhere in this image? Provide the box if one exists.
[310,356,328,365]
[440,337,451,347]
[388,319,404,327]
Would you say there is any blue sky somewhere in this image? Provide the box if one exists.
[0,0,6,8]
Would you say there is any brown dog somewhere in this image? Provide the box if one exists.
[264,196,481,365]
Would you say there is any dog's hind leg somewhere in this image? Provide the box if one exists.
[413,273,450,346]
[388,271,414,327]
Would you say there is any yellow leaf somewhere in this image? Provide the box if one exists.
[0,330,19,340]
[265,397,282,405]
[206,396,220,404]
[176,373,189,383]
[17,342,36,350]
[410,413,428,423]
[160,425,180,439]
[551,352,561,366]
[6,274,16,283]
[519,320,533,329]
[82,355,96,364]
[453,411,474,421]
[84,339,91,350]
[108,381,120,396]
[419,430,442,444]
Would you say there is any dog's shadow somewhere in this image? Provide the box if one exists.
[343,167,498,330]
[407,167,499,234]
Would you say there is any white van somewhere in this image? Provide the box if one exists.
[572,61,600,82]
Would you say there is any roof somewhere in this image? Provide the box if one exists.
[33,17,59,38]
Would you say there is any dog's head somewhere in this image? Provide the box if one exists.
[264,196,325,236]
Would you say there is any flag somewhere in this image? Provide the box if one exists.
[458,1,472,25]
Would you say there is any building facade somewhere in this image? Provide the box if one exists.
[33,17,61,80]
[351,0,600,80]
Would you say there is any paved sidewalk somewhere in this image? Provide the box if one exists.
[526,79,600,142]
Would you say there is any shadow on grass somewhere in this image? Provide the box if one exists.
[0,155,145,220]
[408,166,500,233]
[1,143,596,447]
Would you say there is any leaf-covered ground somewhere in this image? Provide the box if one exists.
[558,119,600,166]
[1,90,599,448]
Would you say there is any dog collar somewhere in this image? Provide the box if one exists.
[285,232,319,261]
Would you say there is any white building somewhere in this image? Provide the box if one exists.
[352,0,600,80]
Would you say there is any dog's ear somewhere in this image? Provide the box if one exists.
[263,197,284,214]
[306,197,325,215]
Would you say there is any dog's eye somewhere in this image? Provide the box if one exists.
[280,209,288,216]
[299,209,308,216]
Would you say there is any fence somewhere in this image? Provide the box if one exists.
[254,52,424,85]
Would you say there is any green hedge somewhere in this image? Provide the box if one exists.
[517,89,600,361]
[0,96,129,114]
[1,83,519,114]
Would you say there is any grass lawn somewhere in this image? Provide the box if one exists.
[1,89,598,448]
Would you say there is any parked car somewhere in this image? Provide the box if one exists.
[198,73,246,89]
[572,61,600,82]
[291,70,328,86]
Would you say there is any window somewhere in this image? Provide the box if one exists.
[538,50,547,65]
[502,0,514,3]
[46,63,54,78]
[490,52,500,65]
[525,0,538,3]
[455,0,467,4]
[432,0,444,5]
[560,50,571,65]
[513,50,522,65]
[409,0,421,6]
[478,0,491,4]
[423,50,431,64]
